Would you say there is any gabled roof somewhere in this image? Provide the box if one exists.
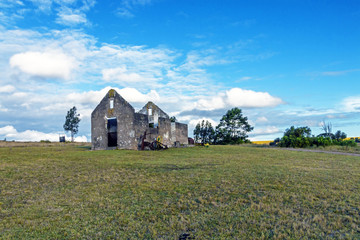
[91,89,135,116]
[138,101,169,119]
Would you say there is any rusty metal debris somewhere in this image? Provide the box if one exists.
[138,130,168,150]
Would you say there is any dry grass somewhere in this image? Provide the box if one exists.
[0,143,359,239]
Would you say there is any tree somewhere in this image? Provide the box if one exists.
[193,120,215,144]
[284,126,311,138]
[334,130,347,140]
[63,106,81,142]
[277,125,354,148]
[279,126,313,148]
[216,108,253,144]
[170,116,177,122]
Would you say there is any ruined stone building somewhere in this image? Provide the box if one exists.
[91,89,188,150]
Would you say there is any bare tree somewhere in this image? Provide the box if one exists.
[320,120,333,138]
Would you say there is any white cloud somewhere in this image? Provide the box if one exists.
[102,67,144,83]
[321,69,360,76]
[239,76,252,81]
[64,86,160,106]
[38,87,161,120]
[284,108,337,117]
[116,8,134,18]
[0,85,15,93]
[118,87,160,103]
[194,88,284,111]
[116,0,153,18]
[0,26,287,142]
[0,125,17,135]
[225,88,284,108]
[342,96,360,112]
[195,95,226,111]
[0,125,87,142]
[256,116,268,123]
[56,9,87,26]
[252,126,281,135]
[65,88,112,105]
[10,51,76,79]
[188,118,217,129]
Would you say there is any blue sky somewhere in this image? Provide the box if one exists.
[0,0,359,141]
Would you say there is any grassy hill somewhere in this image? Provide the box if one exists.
[1,143,359,239]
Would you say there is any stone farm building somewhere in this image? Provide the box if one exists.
[91,89,188,150]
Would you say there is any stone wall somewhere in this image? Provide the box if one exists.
[91,89,188,150]
[175,122,188,145]
[91,91,138,150]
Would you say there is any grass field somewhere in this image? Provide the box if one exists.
[1,143,359,239]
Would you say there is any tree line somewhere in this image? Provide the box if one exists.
[193,107,253,145]
[271,122,356,148]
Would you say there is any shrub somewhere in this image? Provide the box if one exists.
[275,126,355,148]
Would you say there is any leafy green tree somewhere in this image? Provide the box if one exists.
[193,123,201,143]
[278,126,312,148]
[63,106,81,142]
[170,116,177,122]
[277,126,351,148]
[193,120,215,144]
[334,130,347,140]
[216,108,253,144]
[284,126,311,138]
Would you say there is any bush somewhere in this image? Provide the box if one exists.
[338,139,357,147]
[275,126,355,148]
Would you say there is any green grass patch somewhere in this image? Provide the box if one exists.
[0,144,359,239]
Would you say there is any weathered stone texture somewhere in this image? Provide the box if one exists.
[175,122,188,145]
[91,89,188,150]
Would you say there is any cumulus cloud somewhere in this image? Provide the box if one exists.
[0,125,16,135]
[0,125,87,142]
[225,88,284,108]
[10,51,76,79]
[194,88,284,111]
[195,96,226,111]
[118,88,160,103]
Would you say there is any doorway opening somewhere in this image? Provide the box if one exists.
[107,118,117,147]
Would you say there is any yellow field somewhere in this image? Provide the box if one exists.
[252,140,272,145]
[252,137,359,145]
[345,137,360,140]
